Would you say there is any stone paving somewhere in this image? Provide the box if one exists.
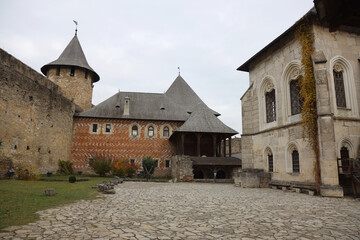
[1,182,360,240]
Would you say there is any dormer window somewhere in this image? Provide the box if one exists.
[70,67,75,77]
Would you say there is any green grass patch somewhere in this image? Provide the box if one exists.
[0,176,112,230]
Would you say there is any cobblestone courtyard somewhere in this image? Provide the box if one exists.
[2,182,360,240]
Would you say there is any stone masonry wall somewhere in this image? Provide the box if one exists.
[46,67,94,111]
[0,49,75,174]
[72,117,183,177]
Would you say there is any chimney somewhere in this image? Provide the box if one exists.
[123,96,130,115]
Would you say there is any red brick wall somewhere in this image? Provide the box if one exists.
[71,117,183,177]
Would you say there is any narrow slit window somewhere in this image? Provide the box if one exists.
[85,70,88,79]
[70,67,75,77]
[56,66,60,76]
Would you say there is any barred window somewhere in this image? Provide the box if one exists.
[292,150,300,173]
[290,79,303,115]
[268,154,273,172]
[333,70,346,108]
[265,89,276,123]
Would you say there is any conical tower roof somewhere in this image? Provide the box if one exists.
[41,34,100,82]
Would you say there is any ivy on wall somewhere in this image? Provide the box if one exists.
[295,20,321,192]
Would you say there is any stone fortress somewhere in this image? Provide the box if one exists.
[0,30,239,180]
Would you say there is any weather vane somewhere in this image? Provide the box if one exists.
[73,20,78,35]
[178,66,180,76]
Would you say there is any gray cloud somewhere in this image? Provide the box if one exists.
[0,0,314,136]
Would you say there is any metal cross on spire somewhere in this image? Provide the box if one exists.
[178,66,180,76]
[73,20,78,35]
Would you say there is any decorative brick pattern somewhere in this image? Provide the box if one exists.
[71,117,183,177]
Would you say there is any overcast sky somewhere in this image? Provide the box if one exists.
[0,0,314,136]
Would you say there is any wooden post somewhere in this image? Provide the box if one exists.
[197,134,201,157]
[223,137,226,157]
[181,133,185,155]
[229,136,232,157]
[212,135,217,157]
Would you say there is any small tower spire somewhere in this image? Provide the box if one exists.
[178,66,180,76]
[73,20,78,35]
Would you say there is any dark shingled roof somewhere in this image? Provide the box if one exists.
[191,157,242,166]
[78,76,237,135]
[41,35,100,82]
[79,91,190,121]
[165,76,220,116]
[174,103,238,134]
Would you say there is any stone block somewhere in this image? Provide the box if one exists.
[320,185,344,198]
[294,188,301,193]
[45,189,55,196]
[308,190,315,196]
[282,187,287,191]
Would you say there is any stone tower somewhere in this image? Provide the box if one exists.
[41,33,100,111]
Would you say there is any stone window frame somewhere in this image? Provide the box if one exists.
[90,123,100,134]
[153,158,159,169]
[285,142,300,174]
[160,125,172,138]
[129,123,141,138]
[145,123,157,138]
[259,76,278,130]
[103,123,113,134]
[281,60,303,124]
[264,147,274,173]
[165,159,171,168]
[329,56,359,117]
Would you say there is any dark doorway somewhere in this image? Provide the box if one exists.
[216,169,226,179]
[193,169,204,179]
[200,134,213,157]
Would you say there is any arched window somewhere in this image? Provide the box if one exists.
[292,150,300,173]
[148,126,154,137]
[268,154,274,173]
[333,70,346,108]
[132,125,138,137]
[265,89,276,123]
[330,57,359,117]
[290,79,303,115]
[163,126,169,137]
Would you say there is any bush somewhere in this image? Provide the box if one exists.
[142,156,157,180]
[47,171,53,177]
[14,166,40,181]
[57,160,73,175]
[89,156,112,177]
[68,176,76,183]
[112,159,139,178]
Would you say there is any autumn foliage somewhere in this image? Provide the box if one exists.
[112,159,140,178]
